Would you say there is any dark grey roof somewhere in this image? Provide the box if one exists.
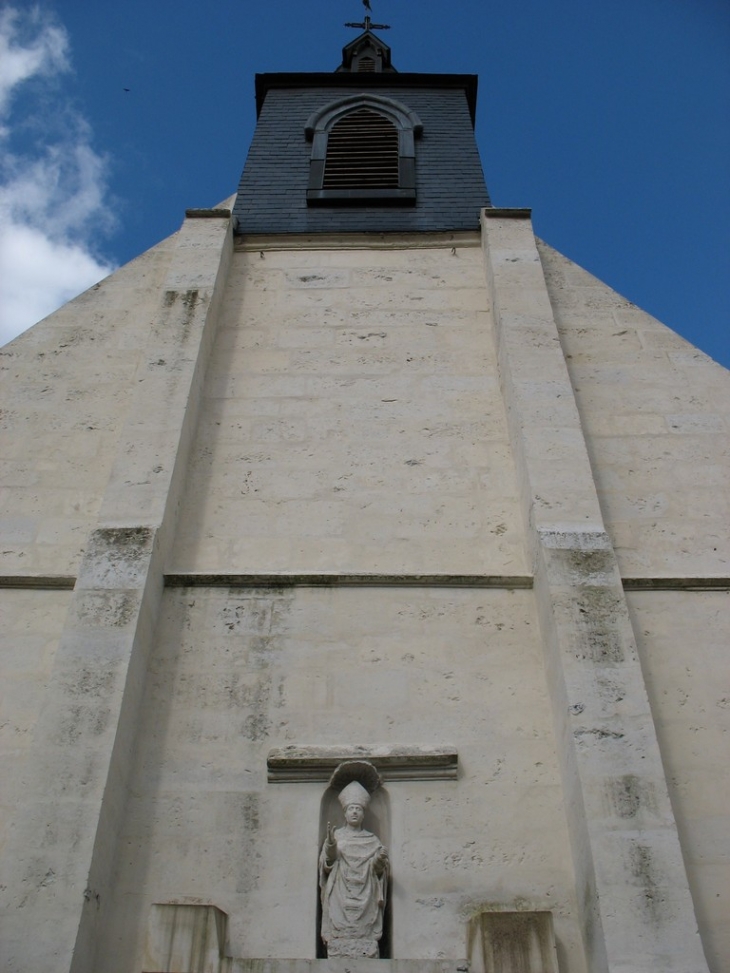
[232,73,491,235]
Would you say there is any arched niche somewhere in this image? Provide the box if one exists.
[316,763,392,958]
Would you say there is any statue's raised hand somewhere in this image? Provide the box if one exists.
[323,821,338,867]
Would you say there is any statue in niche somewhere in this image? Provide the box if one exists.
[319,764,389,958]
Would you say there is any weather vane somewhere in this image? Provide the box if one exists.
[345,0,390,32]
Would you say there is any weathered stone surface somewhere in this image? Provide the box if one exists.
[538,241,730,581]
[483,210,711,973]
[170,241,527,578]
[0,213,234,973]
[0,240,176,578]
[627,590,730,973]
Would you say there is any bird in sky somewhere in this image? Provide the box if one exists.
[363,0,372,11]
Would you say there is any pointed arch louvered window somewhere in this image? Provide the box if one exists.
[305,95,422,206]
[323,109,399,191]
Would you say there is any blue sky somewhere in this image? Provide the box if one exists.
[1,0,728,367]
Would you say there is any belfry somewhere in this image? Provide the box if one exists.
[0,11,728,973]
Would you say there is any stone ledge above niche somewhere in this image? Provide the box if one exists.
[266,745,458,782]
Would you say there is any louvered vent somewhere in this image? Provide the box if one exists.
[323,109,399,190]
[358,57,376,73]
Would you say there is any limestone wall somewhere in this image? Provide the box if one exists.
[628,590,730,972]
[539,240,730,971]
[1,219,727,972]
[0,588,70,876]
[0,213,234,973]
[171,241,526,577]
[538,241,730,580]
[98,585,587,971]
[0,239,178,578]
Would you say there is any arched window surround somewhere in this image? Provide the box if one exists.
[305,94,423,206]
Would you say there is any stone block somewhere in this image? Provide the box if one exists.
[143,903,228,973]
[467,911,558,973]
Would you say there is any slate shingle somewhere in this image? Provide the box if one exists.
[232,75,490,235]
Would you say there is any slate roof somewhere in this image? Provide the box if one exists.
[232,73,491,235]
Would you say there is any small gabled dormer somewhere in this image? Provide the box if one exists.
[337,20,397,74]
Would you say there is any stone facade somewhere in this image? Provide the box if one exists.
[0,45,728,973]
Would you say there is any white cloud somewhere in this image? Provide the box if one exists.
[0,6,116,347]
[0,224,113,334]
[0,6,68,125]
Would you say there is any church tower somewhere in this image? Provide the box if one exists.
[0,15,728,973]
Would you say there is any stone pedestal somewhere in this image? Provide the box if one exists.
[468,911,557,973]
[142,903,466,973]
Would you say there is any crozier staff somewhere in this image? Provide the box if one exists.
[319,780,388,958]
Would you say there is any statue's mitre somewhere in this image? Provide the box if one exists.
[338,780,371,809]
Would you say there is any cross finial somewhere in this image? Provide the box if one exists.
[345,2,390,32]
[344,15,391,32]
